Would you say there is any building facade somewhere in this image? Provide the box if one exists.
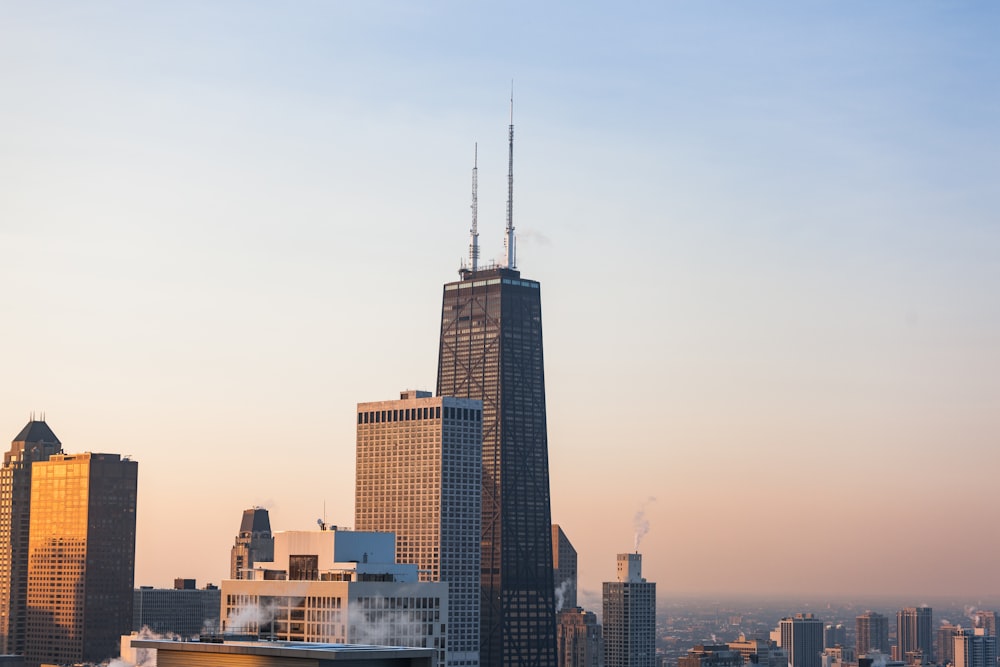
[557,608,602,667]
[954,629,997,667]
[133,581,221,637]
[437,263,557,667]
[896,607,933,665]
[0,420,63,655]
[356,390,482,667]
[679,646,744,667]
[856,612,890,657]
[553,525,578,612]
[221,529,449,667]
[24,452,138,665]
[779,613,825,667]
[602,553,655,667]
[230,507,274,580]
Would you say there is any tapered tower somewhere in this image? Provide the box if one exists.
[437,104,556,667]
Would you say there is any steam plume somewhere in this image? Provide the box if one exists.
[634,496,656,551]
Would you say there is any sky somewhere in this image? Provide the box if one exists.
[1,2,999,603]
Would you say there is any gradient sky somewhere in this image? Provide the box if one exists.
[2,2,998,602]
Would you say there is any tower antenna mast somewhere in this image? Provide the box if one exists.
[504,83,516,269]
[469,143,479,272]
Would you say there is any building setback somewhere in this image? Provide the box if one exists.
[0,420,63,655]
[603,553,655,667]
[356,391,482,667]
[24,452,138,665]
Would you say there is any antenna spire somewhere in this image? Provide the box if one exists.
[469,143,479,272]
[504,82,516,269]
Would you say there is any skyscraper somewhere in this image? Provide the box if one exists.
[0,419,63,655]
[356,390,482,667]
[436,110,556,667]
[230,507,274,580]
[553,525,578,612]
[779,613,825,667]
[856,612,890,657]
[896,607,933,665]
[557,608,602,667]
[602,553,656,667]
[954,629,997,667]
[24,452,138,665]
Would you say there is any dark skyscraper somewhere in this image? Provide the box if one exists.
[230,507,274,580]
[436,106,556,667]
[0,419,63,655]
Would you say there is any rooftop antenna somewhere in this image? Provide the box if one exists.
[469,143,479,272]
[504,82,516,269]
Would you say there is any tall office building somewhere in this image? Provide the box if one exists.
[779,613,825,667]
[0,419,63,655]
[825,624,847,649]
[356,390,483,667]
[937,624,960,666]
[896,607,933,665]
[24,452,138,665]
[856,612,890,657]
[230,507,274,580]
[436,112,556,667]
[972,611,998,637]
[557,608,603,667]
[553,525,578,612]
[603,553,656,667]
[954,629,997,667]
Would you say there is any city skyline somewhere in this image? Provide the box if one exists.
[2,2,999,602]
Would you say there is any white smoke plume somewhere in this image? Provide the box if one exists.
[634,496,656,551]
[346,586,441,647]
[225,598,285,635]
[555,579,571,613]
[101,626,182,667]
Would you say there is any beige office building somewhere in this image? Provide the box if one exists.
[24,452,138,666]
[356,390,482,667]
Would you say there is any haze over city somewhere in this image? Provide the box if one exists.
[1,1,998,603]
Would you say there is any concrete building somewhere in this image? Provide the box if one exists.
[24,452,138,666]
[896,607,933,665]
[133,580,221,637]
[128,638,435,667]
[679,646,744,667]
[231,507,274,580]
[356,390,482,667]
[603,553,655,667]
[825,624,847,649]
[0,420,62,656]
[972,612,997,637]
[954,629,997,667]
[857,612,890,657]
[779,613,825,667]
[221,529,448,667]
[557,607,603,667]
[937,624,961,666]
[728,635,784,667]
[553,525,578,612]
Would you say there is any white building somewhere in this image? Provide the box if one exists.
[603,553,656,667]
[221,529,448,667]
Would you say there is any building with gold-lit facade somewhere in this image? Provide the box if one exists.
[0,420,63,655]
[24,452,138,666]
[355,390,481,667]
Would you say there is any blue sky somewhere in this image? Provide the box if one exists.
[1,2,998,598]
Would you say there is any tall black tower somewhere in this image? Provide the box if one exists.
[436,265,556,667]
